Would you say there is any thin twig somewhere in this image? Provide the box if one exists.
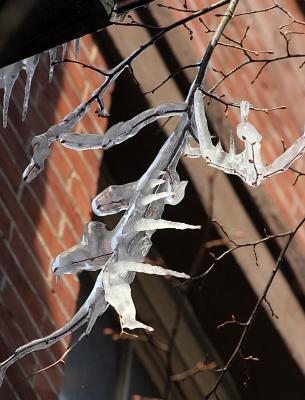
[205,214,305,398]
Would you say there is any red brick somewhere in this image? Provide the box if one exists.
[33,373,58,400]
[0,170,34,232]
[1,126,29,171]
[0,141,22,193]
[9,229,48,289]
[62,220,79,247]
[70,176,92,221]
[44,166,84,235]
[20,184,62,238]
[49,143,73,182]
[0,204,11,240]
[0,245,45,329]
[0,378,20,400]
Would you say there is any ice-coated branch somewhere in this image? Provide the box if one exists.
[1,118,193,382]
[0,269,108,386]
[51,221,114,276]
[22,102,90,182]
[60,102,186,150]
[190,88,305,186]
[22,102,186,182]
[20,1,229,181]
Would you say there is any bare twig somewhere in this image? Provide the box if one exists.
[217,314,248,329]
[205,215,305,399]
[171,360,217,381]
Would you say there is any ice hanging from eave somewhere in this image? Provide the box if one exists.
[0,61,23,128]
[0,39,81,128]
[23,55,40,121]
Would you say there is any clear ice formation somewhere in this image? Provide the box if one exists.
[48,47,59,82]
[0,61,23,128]
[0,39,81,128]
[0,120,193,384]
[187,89,305,186]
[74,38,80,60]
[22,102,186,182]
[23,102,90,182]
[23,55,41,121]
[52,221,114,275]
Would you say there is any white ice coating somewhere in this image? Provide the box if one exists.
[191,89,305,186]
[184,142,201,158]
[103,261,189,331]
[101,102,187,149]
[126,218,201,233]
[140,191,175,206]
[59,102,186,151]
[23,102,90,182]
[23,102,186,182]
[52,221,114,276]
[109,261,190,278]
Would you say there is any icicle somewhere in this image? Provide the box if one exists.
[184,142,201,158]
[22,54,40,121]
[215,140,223,155]
[0,62,23,127]
[126,218,201,233]
[48,47,57,82]
[228,134,236,162]
[111,261,190,279]
[148,178,166,188]
[62,42,68,61]
[237,101,262,144]
[194,89,213,151]
[74,38,80,60]
[140,191,174,206]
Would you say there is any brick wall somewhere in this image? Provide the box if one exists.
[0,35,109,399]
